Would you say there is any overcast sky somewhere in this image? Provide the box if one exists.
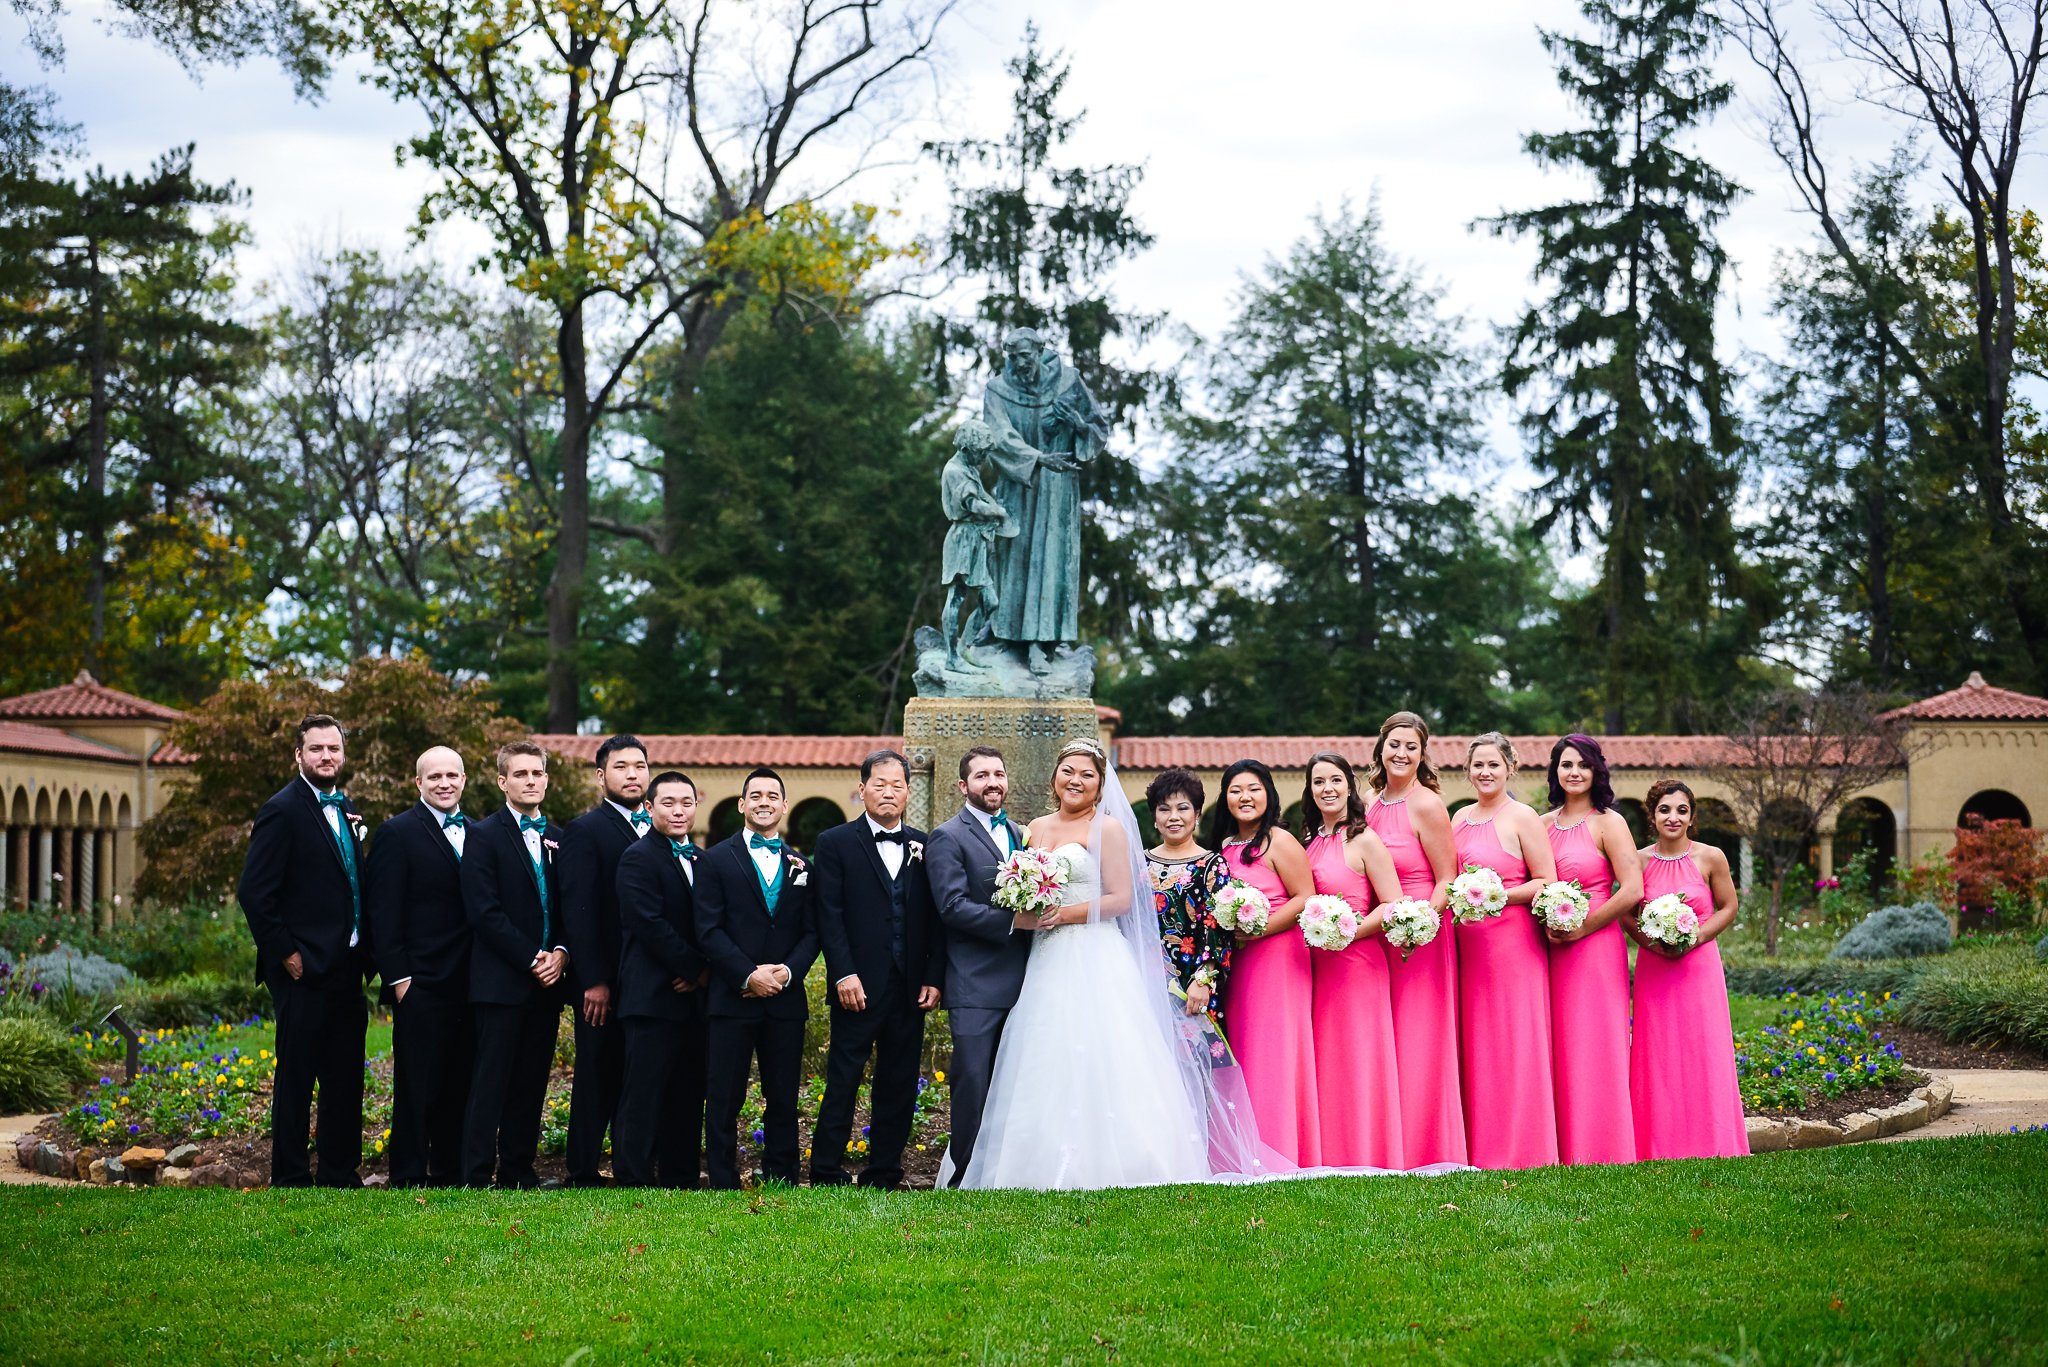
[8,0,2043,479]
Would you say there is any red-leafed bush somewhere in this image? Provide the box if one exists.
[1947,818,2048,926]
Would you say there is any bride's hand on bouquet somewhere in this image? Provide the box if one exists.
[1185,982,1213,1016]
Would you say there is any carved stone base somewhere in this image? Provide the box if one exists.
[909,625,1096,700]
[904,696,1102,832]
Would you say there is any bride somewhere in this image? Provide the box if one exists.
[943,737,1268,1190]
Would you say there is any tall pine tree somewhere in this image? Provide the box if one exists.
[1486,0,1759,733]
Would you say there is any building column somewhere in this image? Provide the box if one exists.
[112,826,136,906]
[1817,829,1836,881]
[34,827,52,904]
[56,827,75,912]
[81,834,102,931]
[1738,836,1754,891]
[8,827,24,908]
[94,830,112,906]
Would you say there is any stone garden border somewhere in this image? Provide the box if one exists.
[1745,1077,1954,1153]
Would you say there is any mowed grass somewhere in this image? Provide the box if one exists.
[3,1135,2045,1366]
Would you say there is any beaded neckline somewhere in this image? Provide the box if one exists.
[1649,845,1695,862]
[1551,814,1591,832]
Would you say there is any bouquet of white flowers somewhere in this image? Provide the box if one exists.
[1448,864,1508,925]
[1379,898,1441,960]
[1299,894,1362,952]
[1211,881,1271,937]
[1531,880,1591,935]
[992,847,1069,920]
[1638,892,1701,951]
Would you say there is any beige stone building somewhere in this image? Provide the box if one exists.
[3,674,2041,907]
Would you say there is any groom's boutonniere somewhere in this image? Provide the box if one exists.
[346,814,367,843]
[542,837,559,856]
[788,854,809,887]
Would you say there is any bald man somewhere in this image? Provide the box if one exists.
[365,746,477,1187]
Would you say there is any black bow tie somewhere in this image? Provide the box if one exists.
[872,829,908,844]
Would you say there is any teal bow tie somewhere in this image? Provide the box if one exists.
[442,812,466,829]
[669,838,698,860]
[749,833,783,853]
[630,810,651,830]
[319,792,348,811]
[990,809,1008,825]
[519,814,547,834]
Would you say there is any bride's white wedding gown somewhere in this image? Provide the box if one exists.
[947,843,1211,1191]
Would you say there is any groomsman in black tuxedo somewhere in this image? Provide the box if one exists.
[460,741,567,1189]
[558,734,651,1186]
[237,714,373,1188]
[695,767,818,1189]
[613,770,709,1188]
[809,749,946,1190]
[364,745,475,1188]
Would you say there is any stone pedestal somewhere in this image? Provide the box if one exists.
[904,696,1101,832]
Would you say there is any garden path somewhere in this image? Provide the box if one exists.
[0,1114,68,1186]
[1879,1070,2048,1141]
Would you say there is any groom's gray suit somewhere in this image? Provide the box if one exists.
[926,804,1032,1186]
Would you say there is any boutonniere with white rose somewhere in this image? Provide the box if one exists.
[347,815,367,843]
[909,840,924,862]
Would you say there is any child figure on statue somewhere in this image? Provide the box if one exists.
[939,418,1018,672]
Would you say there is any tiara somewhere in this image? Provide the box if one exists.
[1056,737,1108,763]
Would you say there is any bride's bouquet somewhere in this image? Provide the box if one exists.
[1299,894,1363,952]
[1531,880,1590,935]
[992,847,1069,920]
[1211,881,1271,937]
[1379,898,1440,960]
[1638,892,1701,952]
[1448,864,1508,925]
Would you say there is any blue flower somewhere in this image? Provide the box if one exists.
[127,1123,140,1135]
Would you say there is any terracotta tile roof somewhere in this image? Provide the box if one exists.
[1880,671,2048,722]
[0,721,140,764]
[0,671,184,724]
[151,742,197,766]
[532,734,905,769]
[1115,734,1745,772]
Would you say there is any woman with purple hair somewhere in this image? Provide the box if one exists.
[1540,736,1642,1164]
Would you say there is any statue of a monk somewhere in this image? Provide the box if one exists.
[980,328,1109,674]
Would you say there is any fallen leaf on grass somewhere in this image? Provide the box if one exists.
[1836,1212,1852,1221]
[1830,1298,1846,1312]
[627,1243,647,1256]
[1688,1227,1702,1241]
[1247,1217,1265,1229]
[1499,1181,1517,1190]
[520,1328,534,1342]
[610,1313,631,1324]
[1439,1203,1460,1212]
[414,1197,427,1207]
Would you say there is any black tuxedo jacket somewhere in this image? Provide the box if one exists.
[560,802,641,995]
[693,832,818,1022]
[615,831,707,1021]
[462,806,565,1007]
[364,802,471,998]
[238,779,370,984]
[812,817,945,1002]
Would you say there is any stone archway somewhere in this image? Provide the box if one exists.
[1834,796,1897,891]
[1958,788,2031,828]
[706,797,744,847]
[788,797,850,854]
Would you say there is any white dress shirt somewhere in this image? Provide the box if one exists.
[607,798,645,830]
[747,835,783,887]
[868,814,907,879]
[509,803,564,963]
[304,775,357,946]
[967,802,1013,856]
[426,800,466,858]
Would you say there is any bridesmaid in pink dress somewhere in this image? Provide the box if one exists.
[1540,736,1642,1165]
[1364,712,1465,1167]
[1211,759,1319,1165]
[1451,733,1560,1169]
[1628,780,1748,1160]
[1301,752,1404,1169]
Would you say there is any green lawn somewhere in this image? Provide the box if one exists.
[3,1134,2044,1365]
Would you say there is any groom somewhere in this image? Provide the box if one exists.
[925,744,1033,1186]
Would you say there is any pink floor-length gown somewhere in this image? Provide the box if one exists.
[1631,849,1749,1160]
[1368,796,1467,1167]
[1223,840,1319,1167]
[1452,813,1558,1169]
[1306,833,1403,1169]
[1545,816,1636,1165]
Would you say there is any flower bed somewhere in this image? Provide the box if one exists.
[1737,989,1914,1114]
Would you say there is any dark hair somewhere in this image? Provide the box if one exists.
[1547,734,1614,812]
[1645,778,1696,831]
[1299,751,1367,842]
[861,749,910,784]
[1207,759,1283,863]
[647,770,697,801]
[1365,711,1441,793]
[743,766,785,797]
[1145,767,1204,813]
[496,740,546,775]
[958,745,1004,781]
[295,714,344,746]
[594,734,648,769]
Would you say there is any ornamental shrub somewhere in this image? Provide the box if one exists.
[16,944,134,996]
[126,974,270,1028]
[0,1016,89,1111]
[2036,932,2047,963]
[1829,903,1952,961]
[1898,944,2048,1054]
